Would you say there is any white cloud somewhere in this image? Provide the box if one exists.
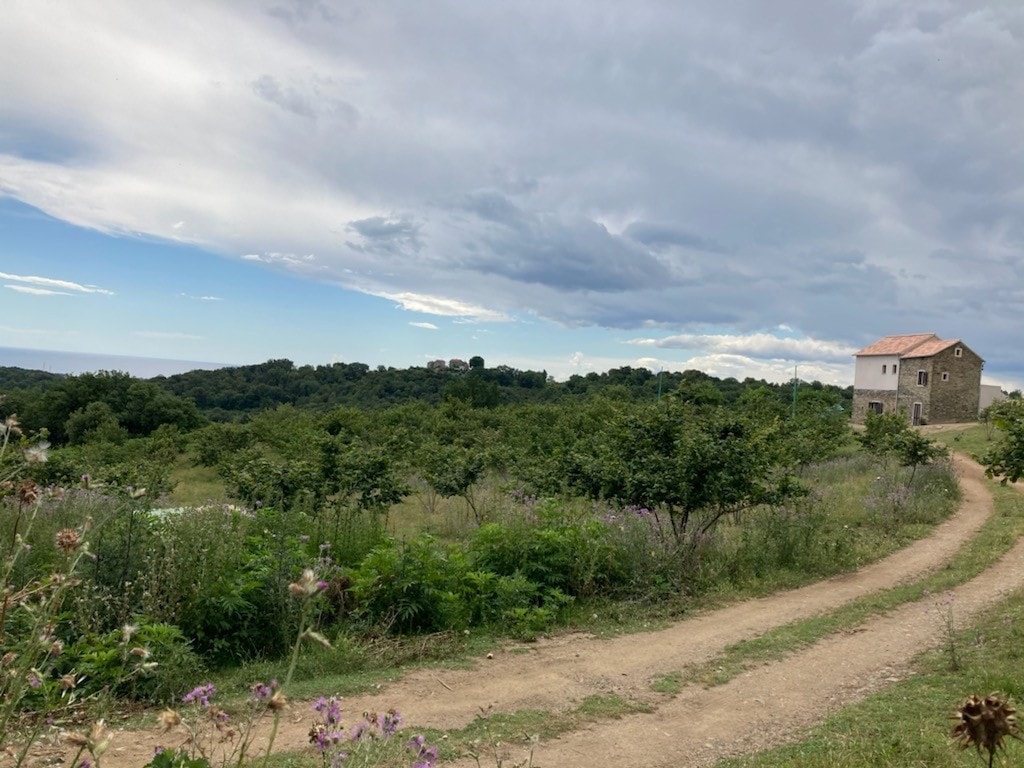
[4,285,73,296]
[0,271,113,295]
[378,291,508,322]
[629,332,858,364]
[409,321,438,330]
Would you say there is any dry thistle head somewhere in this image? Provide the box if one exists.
[268,690,288,711]
[24,441,49,463]
[89,720,112,756]
[55,528,81,553]
[289,568,328,598]
[16,481,39,506]
[953,693,1021,758]
[158,708,182,732]
[2,415,21,437]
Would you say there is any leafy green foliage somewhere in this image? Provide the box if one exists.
[569,402,797,544]
[979,399,1024,484]
[859,411,949,485]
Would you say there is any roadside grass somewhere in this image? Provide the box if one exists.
[259,694,647,768]
[931,424,1001,461]
[716,585,1024,768]
[665,480,1024,691]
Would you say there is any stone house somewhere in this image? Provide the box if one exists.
[851,333,983,425]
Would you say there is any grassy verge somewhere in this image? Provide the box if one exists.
[260,694,647,768]
[716,584,1024,767]
[670,481,1024,689]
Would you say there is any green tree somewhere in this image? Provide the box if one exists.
[859,411,947,486]
[418,441,487,523]
[570,402,794,546]
[980,399,1024,484]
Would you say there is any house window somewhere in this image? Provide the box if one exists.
[955,347,963,358]
[892,365,897,375]
[942,372,949,381]
[881,364,887,374]
[917,371,929,386]
[868,401,883,415]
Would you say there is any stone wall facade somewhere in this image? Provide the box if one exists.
[925,344,983,423]
[850,388,897,423]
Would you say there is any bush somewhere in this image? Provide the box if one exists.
[58,620,204,704]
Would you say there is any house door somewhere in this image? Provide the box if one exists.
[912,402,923,426]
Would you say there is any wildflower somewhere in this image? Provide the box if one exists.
[406,734,439,767]
[249,680,275,703]
[27,670,42,688]
[55,528,81,553]
[89,721,111,757]
[158,709,182,732]
[380,708,402,735]
[49,640,64,657]
[953,693,1021,760]
[183,683,216,707]
[16,481,39,506]
[268,690,287,711]
[2,415,21,437]
[129,647,150,659]
[80,759,92,768]
[289,568,328,598]
[122,623,139,641]
[1,652,16,666]
[24,440,50,463]
[313,696,343,726]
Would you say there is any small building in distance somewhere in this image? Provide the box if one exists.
[851,333,983,425]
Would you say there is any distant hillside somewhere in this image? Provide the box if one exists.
[1,357,853,425]
[0,366,66,391]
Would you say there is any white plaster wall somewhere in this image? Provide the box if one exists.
[854,355,900,390]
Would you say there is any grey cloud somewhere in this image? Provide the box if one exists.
[252,74,358,125]
[346,216,422,257]
[448,195,671,292]
[623,222,727,253]
[253,74,317,119]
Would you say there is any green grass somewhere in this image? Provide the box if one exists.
[931,424,1004,463]
[716,586,1024,768]
[671,483,1024,690]
[165,459,228,506]
[261,694,647,768]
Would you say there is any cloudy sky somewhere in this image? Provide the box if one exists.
[1,1,1021,388]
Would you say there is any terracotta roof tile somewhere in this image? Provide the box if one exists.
[854,333,938,356]
[901,338,960,359]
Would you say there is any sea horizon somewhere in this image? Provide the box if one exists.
[0,346,228,378]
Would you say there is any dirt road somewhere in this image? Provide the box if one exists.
[48,454,1024,766]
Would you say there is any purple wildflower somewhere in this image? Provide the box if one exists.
[248,679,278,703]
[406,734,439,766]
[312,696,344,726]
[182,683,216,707]
[380,708,402,735]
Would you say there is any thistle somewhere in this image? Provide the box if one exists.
[952,693,1021,767]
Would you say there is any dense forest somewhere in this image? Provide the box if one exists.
[0,356,852,438]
